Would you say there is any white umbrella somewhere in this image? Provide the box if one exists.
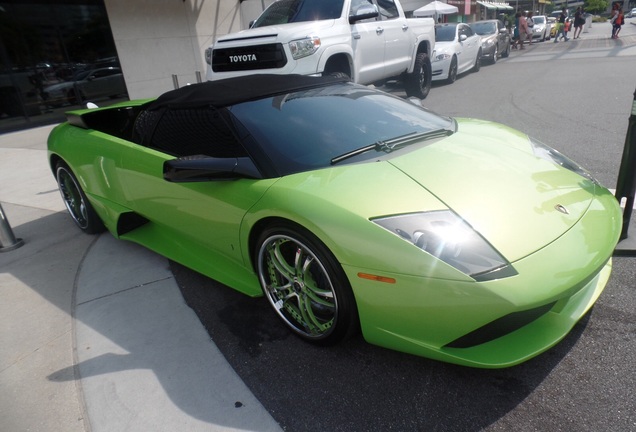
[413,1,458,17]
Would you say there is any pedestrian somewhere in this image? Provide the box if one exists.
[518,11,529,49]
[512,12,521,49]
[553,7,569,42]
[573,6,584,39]
[563,18,571,40]
[610,3,619,39]
[526,11,535,44]
[613,8,624,39]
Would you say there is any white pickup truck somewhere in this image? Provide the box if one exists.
[204,0,436,99]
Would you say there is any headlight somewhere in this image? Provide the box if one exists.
[529,137,598,184]
[373,211,516,281]
[482,39,495,48]
[205,47,212,65]
[289,36,321,60]
[434,53,451,62]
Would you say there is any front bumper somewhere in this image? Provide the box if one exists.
[346,190,621,368]
[431,57,452,81]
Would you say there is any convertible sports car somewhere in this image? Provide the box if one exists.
[48,74,622,368]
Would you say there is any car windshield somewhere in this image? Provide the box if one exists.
[471,22,496,35]
[435,25,457,42]
[533,16,545,24]
[227,83,454,175]
[252,0,344,27]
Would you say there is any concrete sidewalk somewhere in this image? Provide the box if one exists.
[0,125,281,431]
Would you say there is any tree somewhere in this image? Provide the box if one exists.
[585,0,609,14]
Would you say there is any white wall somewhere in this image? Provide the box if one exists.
[104,0,244,99]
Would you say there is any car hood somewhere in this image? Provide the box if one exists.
[434,41,457,53]
[215,20,336,44]
[387,119,598,262]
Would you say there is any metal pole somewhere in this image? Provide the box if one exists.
[0,203,25,252]
[614,87,636,240]
[195,71,202,83]
[172,74,179,89]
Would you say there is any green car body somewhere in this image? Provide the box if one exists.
[48,77,622,368]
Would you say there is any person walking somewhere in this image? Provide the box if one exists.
[563,18,572,40]
[526,11,535,44]
[610,3,619,39]
[512,11,521,49]
[518,11,529,49]
[613,7,624,39]
[573,6,584,39]
[553,8,569,42]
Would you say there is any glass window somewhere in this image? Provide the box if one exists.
[228,83,453,175]
[376,0,399,19]
[150,108,247,158]
[0,0,126,133]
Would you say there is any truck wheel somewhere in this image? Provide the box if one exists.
[405,53,432,99]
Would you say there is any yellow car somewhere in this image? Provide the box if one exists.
[548,17,557,38]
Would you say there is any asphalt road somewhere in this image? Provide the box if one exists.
[175,23,636,432]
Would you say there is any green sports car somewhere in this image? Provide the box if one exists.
[48,74,622,368]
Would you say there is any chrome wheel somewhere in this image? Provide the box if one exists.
[55,161,104,234]
[57,165,89,229]
[256,224,358,345]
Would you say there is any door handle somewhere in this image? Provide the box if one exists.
[376,27,384,35]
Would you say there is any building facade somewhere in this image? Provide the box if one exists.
[0,0,260,133]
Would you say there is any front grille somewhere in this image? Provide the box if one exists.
[212,43,287,72]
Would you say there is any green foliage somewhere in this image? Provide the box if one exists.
[585,0,609,14]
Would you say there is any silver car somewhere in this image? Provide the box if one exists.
[469,19,511,64]
[530,15,551,41]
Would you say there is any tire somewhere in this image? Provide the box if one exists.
[323,56,351,81]
[502,42,510,58]
[55,161,105,234]
[491,46,498,64]
[446,56,458,84]
[473,49,482,72]
[256,222,358,346]
[404,52,432,99]
[327,71,351,81]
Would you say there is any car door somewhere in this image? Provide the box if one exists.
[81,68,124,99]
[458,24,479,72]
[117,107,274,273]
[373,0,412,77]
[496,20,507,52]
[349,0,387,83]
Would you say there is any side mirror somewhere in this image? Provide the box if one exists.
[349,5,379,24]
[163,155,260,182]
[459,34,468,42]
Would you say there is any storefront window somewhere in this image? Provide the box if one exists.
[0,0,126,133]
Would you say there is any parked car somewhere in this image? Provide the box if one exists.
[47,74,622,368]
[42,67,126,107]
[432,23,482,83]
[530,15,551,41]
[469,19,510,64]
[548,17,558,38]
[205,0,436,99]
[628,7,636,18]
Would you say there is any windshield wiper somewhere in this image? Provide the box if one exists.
[330,129,453,165]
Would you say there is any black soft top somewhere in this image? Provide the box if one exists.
[146,74,349,111]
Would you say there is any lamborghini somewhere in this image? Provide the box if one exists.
[48,74,622,368]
